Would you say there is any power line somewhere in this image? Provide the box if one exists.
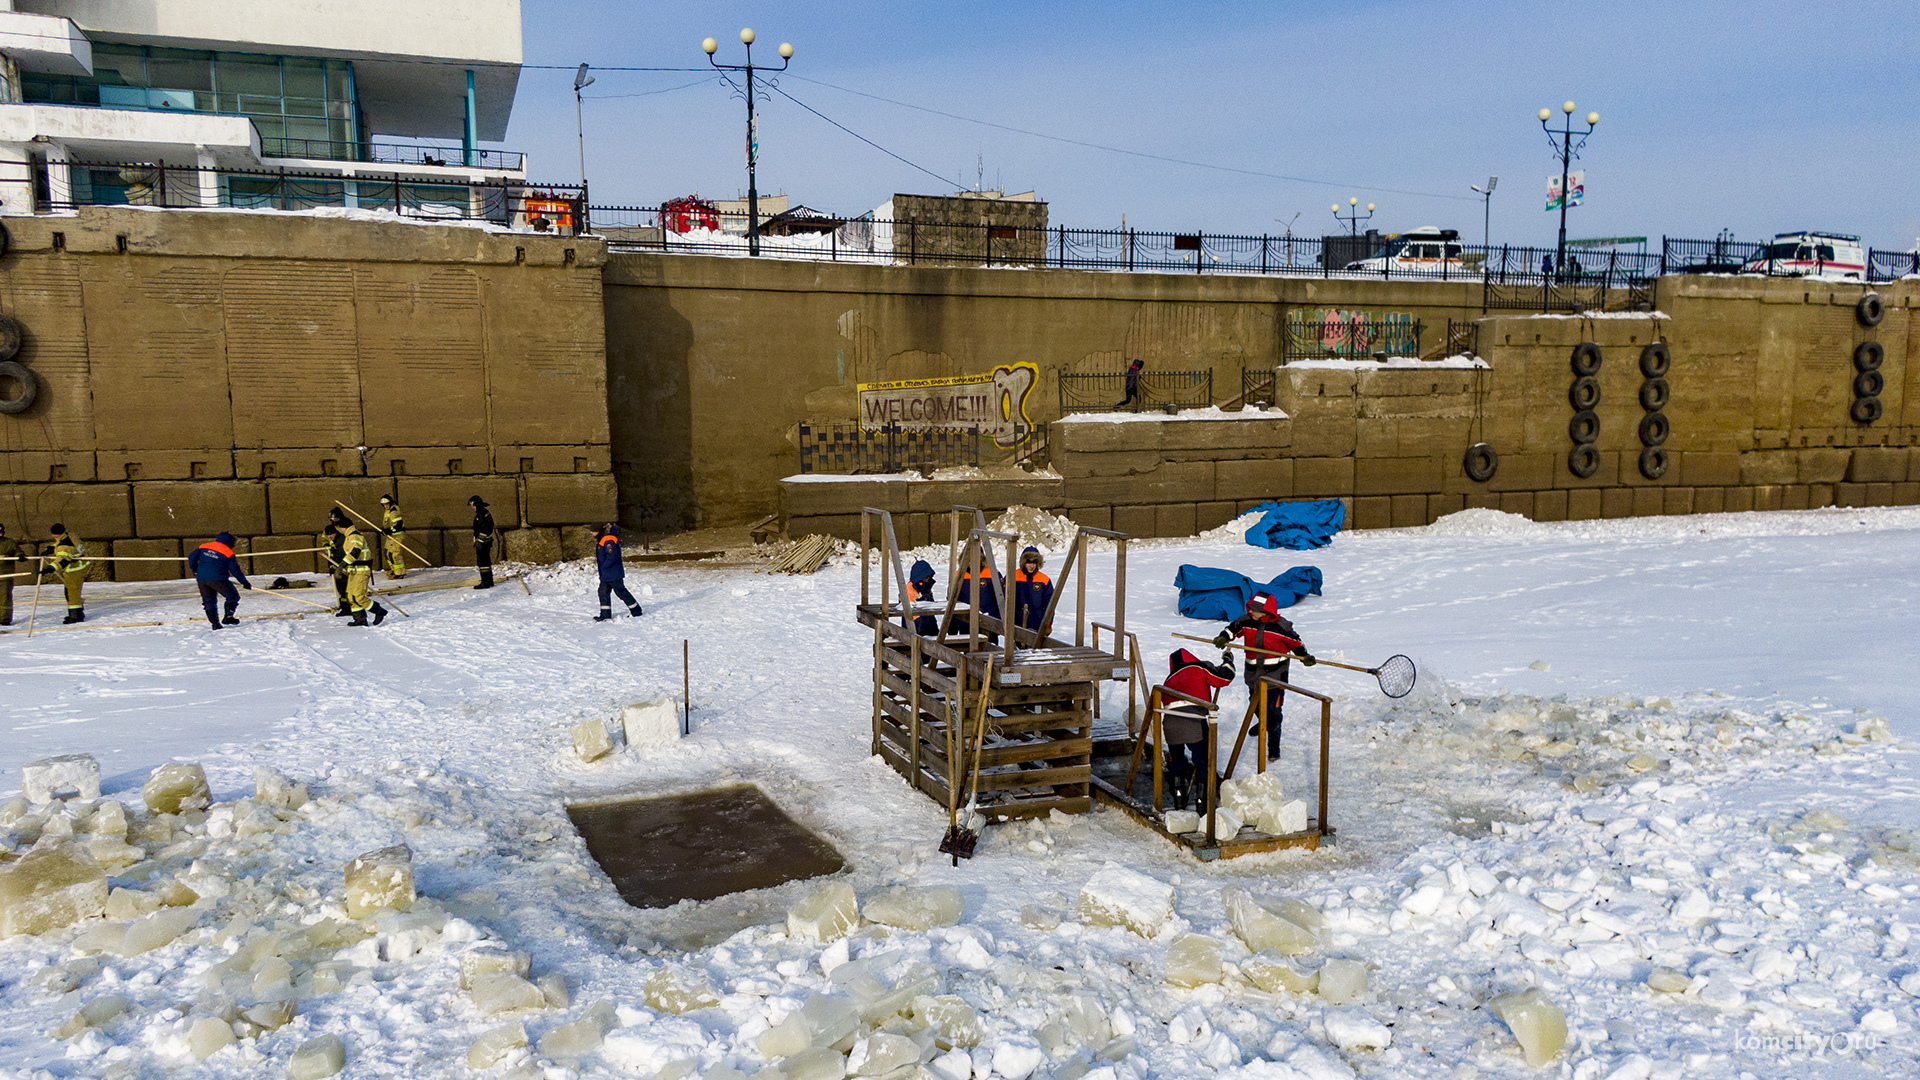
[786,73,1477,203]
[766,84,955,189]
[584,76,718,100]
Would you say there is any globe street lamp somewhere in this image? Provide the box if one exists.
[1332,196,1374,238]
[1540,101,1597,280]
[704,29,793,256]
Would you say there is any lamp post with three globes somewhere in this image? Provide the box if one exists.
[1541,101,1597,280]
[703,29,793,256]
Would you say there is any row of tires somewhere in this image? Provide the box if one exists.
[1564,341,1673,480]
[1852,340,1884,425]
[0,307,34,415]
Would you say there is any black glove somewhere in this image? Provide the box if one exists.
[1221,650,1236,672]
[1298,652,1317,666]
[241,581,253,590]
[1211,631,1231,648]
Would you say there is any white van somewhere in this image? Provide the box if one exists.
[1345,226,1466,274]
[1740,231,1866,280]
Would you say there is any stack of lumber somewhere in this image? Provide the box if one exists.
[766,534,835,575]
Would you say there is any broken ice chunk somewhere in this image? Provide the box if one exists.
[1317,959,1367,1004]
[789,881,859,943]
[120,906,198,956]
[1265,800,1309,836]
[1207,807,1243,839]
[538,1008,613,1058]
[849,1032,920,1076]
[23,754,101,804]
[82,801,127,839]
[288,1033,347,1079]
[460,948,533,990]
[1800,808,1847,831]
[254,767,309,810]
[1019,905,1062,931]
[621,699,682,748]
[783,1045,852,1080]
[1163,810,1200,835]
[104,887,159,921]
[862,885,962,931]
[1164,934,1223,987]
[1239,951,1318,994]
[759,1011,813,1059]
[643,967,719,1014]
[912,995,982,1049]
[1646,968,1692,994]
[1223,887,1318,955]
[991,1038,1046,1080]
[188,1016,235,1060]
[469,1023,528,1069]
[469,972,550,1015]
[1487,988,1567,1067]
[539,973,570,1009]
[1062,990,1110,1047]
[1625,753,1659,774]
[571,720,615,763]
[802,993,860,1050]
[241,1001,295,1034]
[0,843,108,937]
[141,762,210,815]
[1323,1008,1391,1051]
[1167,1006,1211,1045]
[342,845,414,919]
[1078,863,1175,938]
[53,994,129,1039]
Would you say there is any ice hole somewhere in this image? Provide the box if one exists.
[566,785,846,909]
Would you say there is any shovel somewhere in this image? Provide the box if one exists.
[940,654,995,863]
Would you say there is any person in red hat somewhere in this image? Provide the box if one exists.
[1162,647,1235,810]
[1214,592,1316,760]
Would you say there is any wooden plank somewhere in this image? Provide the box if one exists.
[977,737,1093,767]
[974,764,1090,792]
[978,795,1091,822]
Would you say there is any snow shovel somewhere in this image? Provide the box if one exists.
[940,654,995,863]
[1171,632,1418,698]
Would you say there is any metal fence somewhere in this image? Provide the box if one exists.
[1284,310,1425,363]
[1058,370,1213,415]
[20,158,586,233]
[258,138,526,171]
[1241,367,1276,407]
[797,423,982,475]
[1659,237,1919,282]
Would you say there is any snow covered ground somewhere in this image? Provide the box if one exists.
[2,505,1918,1080]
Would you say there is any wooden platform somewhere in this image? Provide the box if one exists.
[1088,753,1326,859]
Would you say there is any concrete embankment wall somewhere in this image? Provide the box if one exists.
[780,274,1919,540]
[0,207,617,578]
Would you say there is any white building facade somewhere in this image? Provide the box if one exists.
[0,0,567,225]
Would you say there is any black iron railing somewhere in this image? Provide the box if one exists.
[1660,237,1917,282]
[1241,367,1276,408]
[24,158,585,233]
[1284,310,1426,362]
[1058,371,1212,415]
[798,423,982,475]
[260,138,526,171]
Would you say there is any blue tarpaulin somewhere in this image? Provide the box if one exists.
[1173,564,1323,621]
[1243,499,1345,550]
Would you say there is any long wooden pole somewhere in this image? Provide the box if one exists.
[334,500,430,567]
[25,555,44,639]
[682,639,690,735]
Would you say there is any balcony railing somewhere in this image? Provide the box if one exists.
[260,138,525,171]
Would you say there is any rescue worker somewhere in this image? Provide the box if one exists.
[47,523,89,624]
[593,524,642,621]
[339,519,388,627]
[909,560,940,638]
[1213,593,1316,760]
[470,494,495,589]
[1162,648,1235,810]
[1010,546,1054,639]
[187,531,252,629]
[378,494,407,580]
[946,557,1001,646]
[0,523,19,626]
[325,509,351,616]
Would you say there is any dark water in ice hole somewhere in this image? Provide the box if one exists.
[565,784,847,909]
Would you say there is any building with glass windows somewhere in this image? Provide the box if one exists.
[0,0,544,221]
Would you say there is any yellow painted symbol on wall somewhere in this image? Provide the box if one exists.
[857,363,1037,447]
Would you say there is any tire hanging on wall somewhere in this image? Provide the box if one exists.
[1570,341,1603,377]
[0,360,37,415]
[1638,446,1669,480]
[1568,410,1600,444]
[1638,412,1670,447]
[1463,442,1498,482]
[0,314,20,362]
[1857,292,1884,328]
[1568,376,1601,410]
[1853,341,1883,372]
[1852,396,1883,424]
[1854,370,1884,398]
[1568,443,1600,479]
[1638,342,1671,379]
[0,221,10,259]
[1638,377,1669,412]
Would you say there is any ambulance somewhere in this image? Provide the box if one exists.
[1740,231,1866,280]
[1344,227,1467,274]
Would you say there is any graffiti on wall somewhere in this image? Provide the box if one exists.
[1283,309,1422,363]
[857,363,1037,447]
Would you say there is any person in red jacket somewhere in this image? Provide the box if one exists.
[1214,593,1316,761]
[1161,647,1235,810]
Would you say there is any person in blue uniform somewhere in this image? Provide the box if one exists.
[186,531,252,629]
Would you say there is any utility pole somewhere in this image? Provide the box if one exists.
[1539,102,1597,280]
[1470,175,1497,249]
[573,64,595,187]
[704,29,793,256]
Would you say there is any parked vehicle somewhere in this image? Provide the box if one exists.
[1740,231,1866,280]
[1345,226,1466,274]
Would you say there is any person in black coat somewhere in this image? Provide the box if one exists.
[593,524,642,621]
[470,494,495,589]
[187,531,252,629]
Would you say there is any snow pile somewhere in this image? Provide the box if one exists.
[1055,405,1291,423]
[1418,507,1554,537]
[988,505,1082,553]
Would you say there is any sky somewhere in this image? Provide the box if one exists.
[503,1,1920,250]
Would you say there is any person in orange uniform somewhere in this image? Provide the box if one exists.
[1213,593,1316,761]
[186,531,252,629]
[1010,546,1054,641]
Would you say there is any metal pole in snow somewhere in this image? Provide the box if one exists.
[683,639,690,735]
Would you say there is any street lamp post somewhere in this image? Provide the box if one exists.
[1539,101,1597,280]
[1470,175,1497,249]
[573,63,595,187]
[1331,196,1375,238]
[703,29,793,256]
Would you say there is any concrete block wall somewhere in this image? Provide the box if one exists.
[0,206,618,577]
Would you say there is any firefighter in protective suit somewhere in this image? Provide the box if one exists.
[378,494,406,580]
[325,509,351,616]
[48,523,90,624]
[339,521,389,627]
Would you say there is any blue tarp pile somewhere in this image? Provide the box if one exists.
[1173,564,1323,621]
[1243,499,1345,550]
